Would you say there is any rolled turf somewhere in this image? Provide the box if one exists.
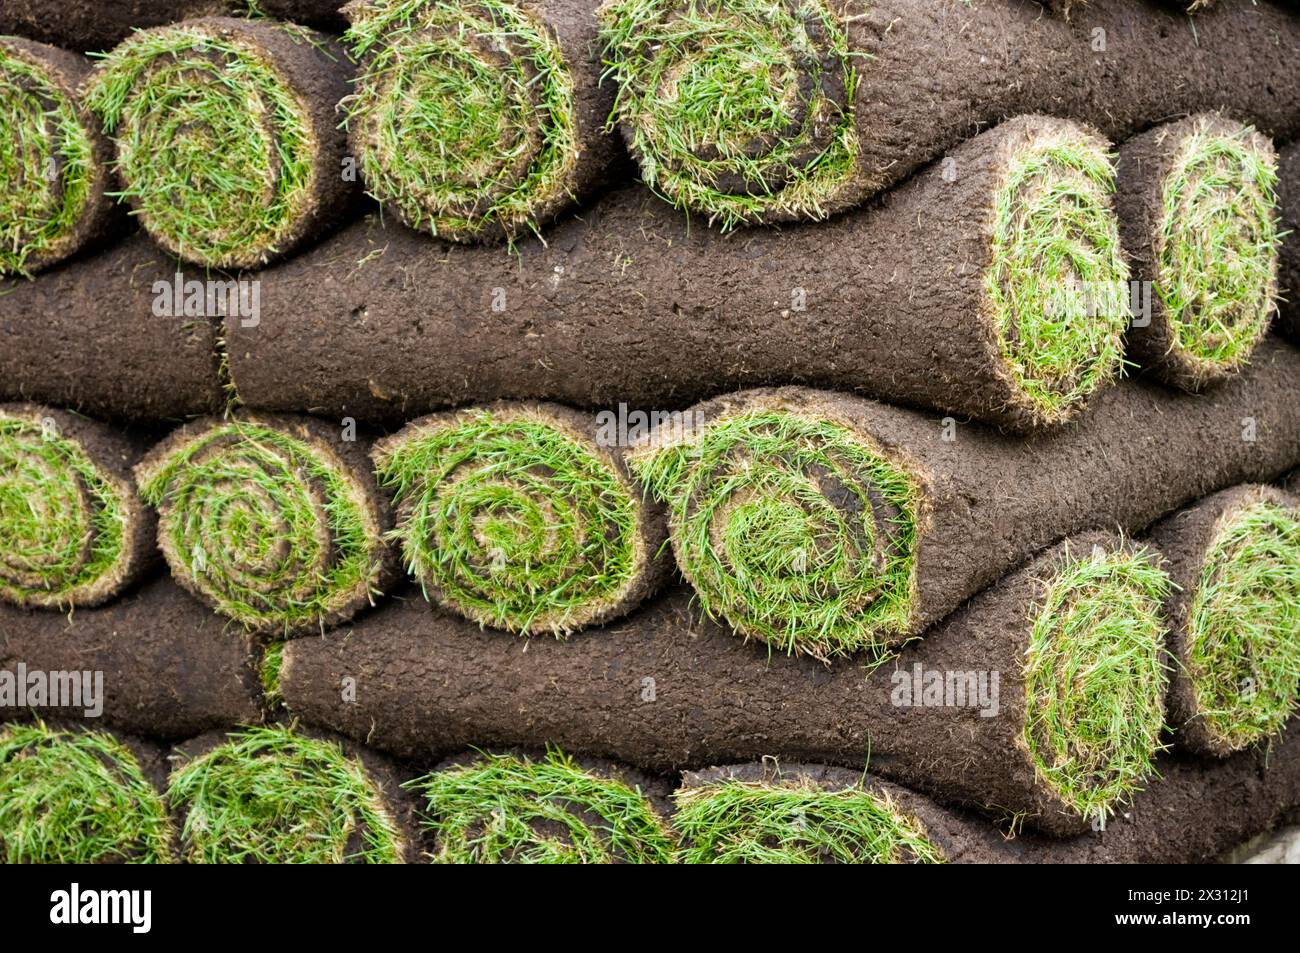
[167,725,416,863]
[279,530,1177,835]
[411,748,676,862]
[595,0,1300,227]
[0,37,117,277]
[85,17,354,269]
[0,721,174,863]
[373,403,668,635]
[229,115,1132,432]
[0,404,155,609]
[0,234,227,422]
[1278,142,1299,345]
[0,575,265,738]
[343,0,621,243]
[1117,114,1281,391]
[627,339,1300,656]
[1145,484,1300,757]
[135,414,397,637]
[676,731,1300,864]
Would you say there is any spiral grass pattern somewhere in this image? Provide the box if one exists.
[1022,541,1171,823]
[1153,120,1280,378]
[136,417,391,635]
[1185,498,1300,753]
[985,123,1129,423]
[0,407,143,609]
[345,0,582,242]
[629,405,920,659]
[673,776,943,864]
[374,406,657,636]
[0,39,104,276]
[85,20,325,268]
[598,0,859,228]
[411,749,675,863]
[0,722,173,864]
[168,726,404,864]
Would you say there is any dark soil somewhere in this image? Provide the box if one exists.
[1277,143,1300,345]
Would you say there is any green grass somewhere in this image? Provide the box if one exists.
[0,42,96,277]
[630,408,920,660]
[84,23,316,267]
[984,130,1130,421]
[673,774,944,864]
[1154,122,1280,375]
[409,748,676,863]
[1021,541,1171,823]
[344,0,580,241]
[374,408,644,635]
[168,726,405,864]
[259,640,285,708]
[598,0,860,228]
[1185,500,1300,751]
[0,411,129,608]
[136,420,387,635]
[0,722,173,863]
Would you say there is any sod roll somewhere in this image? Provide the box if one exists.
[136,414,397,637]
[167,725,417,863]
[0,721,174,863]
[629,339,1300,656]
[413,749,676,863]
[1145,484,1300,757]
[0,37,117,277]
[0,234,226,422]
[0,405,155,609]
[1117,114,1281,392]
[373,403,668,635]
[230,115,1132,432]
[85,17,354,269]
[280,531,1173,835]
[678,731,1300,864]
[0,575,265,738]
[596,0,1300,226]
[343,0,620,243]
[1278,142,1300,345]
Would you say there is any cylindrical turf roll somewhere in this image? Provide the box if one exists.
[280,532,1172,835]
[135,414,397,637]
[1117,114,1281,391]
[0,37,117,277]
[0,405,154,609]
[413,749,676,863]
[85,17,354,269]
[342,0,620,243]
[0,575,265,738]
[0,234,226,422]
[373,403,668,636]
[0,721,174,863]
[678,731,1300,864]
[1145,485,1300,757]
[596,0,1300,226]
[1277,142,1300,345]
[167,725,416,863]
[229,115,1132,432]
[628,339,1300,656]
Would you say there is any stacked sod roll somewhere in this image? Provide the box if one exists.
[1117,114,1282,391]
[85,17,353,268]
[135,414,397,636]
[596,0,1300,225]
[342,0,619,242]
[1145,485,1300,756]
[373,403,667,635]
[0,37,116,276]
[230,115,1133,431]
[0,404,154,609]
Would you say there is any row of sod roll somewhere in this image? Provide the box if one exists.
[1,0,1299,864]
